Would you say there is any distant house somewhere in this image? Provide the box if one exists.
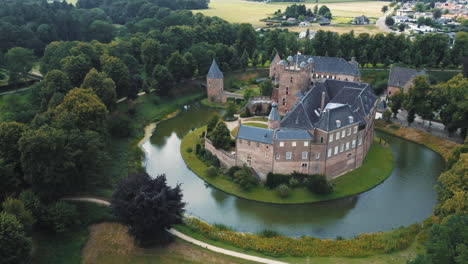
[318,18,331,25]
[386,66,426,96]
[352,15,370,25]
[286,18,298,25]
[393,16,409,24]
[396,9,414,17]
[414,12,434,19]
[408,23,436,33]
[299,21,312,27]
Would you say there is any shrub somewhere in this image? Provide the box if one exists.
[276,184,290,198]
[233,165,258,191]
[210,121,232,150]
[186,147,193,153]
[1,198,35,232]
[206,166,218,178]
[44,201,79,233]
[19,190,43,221]
[0,212,31,264]
[265,173,291,189]
[195,144,201,155]
[306,174,333,195]
[226,166,241,179]
[289,177,299,188]
[258,229,281,238]
[213,223,233,231]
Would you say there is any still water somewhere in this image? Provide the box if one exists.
[142,104,444,238]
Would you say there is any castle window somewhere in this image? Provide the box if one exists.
[327,148,332,157]
[358,137,362,146]
[316,153,320,160]
[276,153,280,160]
[347,153,352,158]
[336,120,341,128]
[346,142,350,150]
[302,151,308,160]
[304,141,309,147]
[279,142,284,147]
[341,130,346,138]
[282,98,286,106]
[301,163,308,168]
[286,152,292,160]
[292,141,296,147]
[352,140,356,148]
[286,87,289,95]
[336,132,340,140]
[353,126,358,134]
[348,128,351,136]
[340,144,344,152]
[290,77,293,83]
[320,137,324,143]
[329,134,333,142]
[334,146,339,155]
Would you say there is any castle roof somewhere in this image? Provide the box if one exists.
[388,66,425,88]
[237,125,274,144]
[280,80,378,132]
[207,59,223,79]
[268,102,280,121]
[275,129,312,140]
[291,55,361,77]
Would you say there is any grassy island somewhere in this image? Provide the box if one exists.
[181,126,395,204]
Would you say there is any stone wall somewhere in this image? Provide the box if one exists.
[207,78,224,103]
[205,138,236,168]
[236,138,274,180]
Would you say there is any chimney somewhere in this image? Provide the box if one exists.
[321,91,326,110]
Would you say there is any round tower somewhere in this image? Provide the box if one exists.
[268,102,280,130]
[207,59,224,103]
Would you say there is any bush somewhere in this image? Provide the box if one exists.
[226,166,241,179]
[289,177,299,188]
[265,173,291,189]
[44,201,79,233]
[233,165,258,191]
[195,144,201,155]
[258,229,281,238]
[1,198,35,232]
[19,190,43,221]
[0,212,31,264]
[186,147,193,153]
[206,166,218,178]
[306,174,333,195]
[276,184,290,198]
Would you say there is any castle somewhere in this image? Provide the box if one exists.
[206,54,378,180]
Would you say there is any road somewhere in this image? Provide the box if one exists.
[376,7,399,34]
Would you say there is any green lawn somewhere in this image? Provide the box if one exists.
[233,86,261,96]
[182,126,394,204]
[201,98,227,109]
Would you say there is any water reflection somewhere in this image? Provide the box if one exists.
[143,104,445,238]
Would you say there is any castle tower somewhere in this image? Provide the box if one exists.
[269,53,281,79]
[268,102,280,130]
[207,59,224,103]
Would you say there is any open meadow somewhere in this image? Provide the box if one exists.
[192,0,387,33]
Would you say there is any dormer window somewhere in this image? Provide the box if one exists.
[349,116,354,124]
[336,120,341,128]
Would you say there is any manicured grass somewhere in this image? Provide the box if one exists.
[181,126,394,204]
[175,224,422,264]
[32,202,116,264]
[234,86,261,96]
[245,116,268,122]
[82,222,259,264]
[192,0,387,28]
[375,120,459,161]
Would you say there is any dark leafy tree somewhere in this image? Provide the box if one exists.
[150,65,174,96]
[41,70,72,109]
[141,39,161,77]
[167,51,188,83]
[206,114,220,134]
[0,212,31,264]
[5,47,35,88]
[236,23,257,57]
[111,173,185,246]
[210,121,232,150]
[240,50,249,71]
[1,198,35,232]
[61,55,93,87]
[81,68,117,111]
[385,17,395,26]
[101,55,131,98]
[260,79,274,96]
[43,201,79,233]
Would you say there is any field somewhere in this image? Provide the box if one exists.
[192,0,387,33]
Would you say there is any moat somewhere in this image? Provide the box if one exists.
[143,103,445,239]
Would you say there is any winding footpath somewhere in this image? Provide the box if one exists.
[63,197,288,264]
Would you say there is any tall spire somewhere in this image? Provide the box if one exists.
[207,59,223,79]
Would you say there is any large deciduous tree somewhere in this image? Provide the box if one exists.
[150,65,174,96]
[61,54,93,87]
[141,39,161,76]
[236,23,257,57]
[210,121,232,150]
[101,55,131,98]
[0,213,31,264]
[166,51,188,83]
[81,68,117,111]
[5,47,35,88]
[111,173,185,246]
[40,70,72,109]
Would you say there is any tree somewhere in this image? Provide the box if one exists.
[0,122,28,196]
[53,88,108,132]
[81,68,117,111]
[383,109,392,123]
[277,184,290,198]
[240,50,249,71]
[407,108,416,127]
[5,47,35,88]
[43,201,78,233]
[41,70,72,109]
[88,20,115,43]
[141,39,161,76]
[318,5,332,19]
[385,16,395,26]
[398,24,405,32]
[260,79,274,96]
[207,114,220,134]
[236,23,257,57]
[150,65,174,96]
[167,51,188,83]
[433,8,442,19]
[182,52,197,79]
[1,198,35,231]
[61,55,93,87]
[101,55,131,98]
[0,212,31,264]
[381,5,388,13]
[390,91,404,117]
[112,173,185,246]
[210,121,232,150]
[223,102,237,121]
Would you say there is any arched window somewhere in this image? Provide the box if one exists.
[286,87,289,95]
[282,98,286,106]
[290,77,293,83]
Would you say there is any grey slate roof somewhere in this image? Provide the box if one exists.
[268,103,280,121]
[280,79,378,132]
[291,55,361,77]
[388,66,424,88]
[275,129,313,140]
[237,125,274,144]
[207,59,223,79]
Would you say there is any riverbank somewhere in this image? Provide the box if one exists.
[375,120,459,161]
[181,126,394,204]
